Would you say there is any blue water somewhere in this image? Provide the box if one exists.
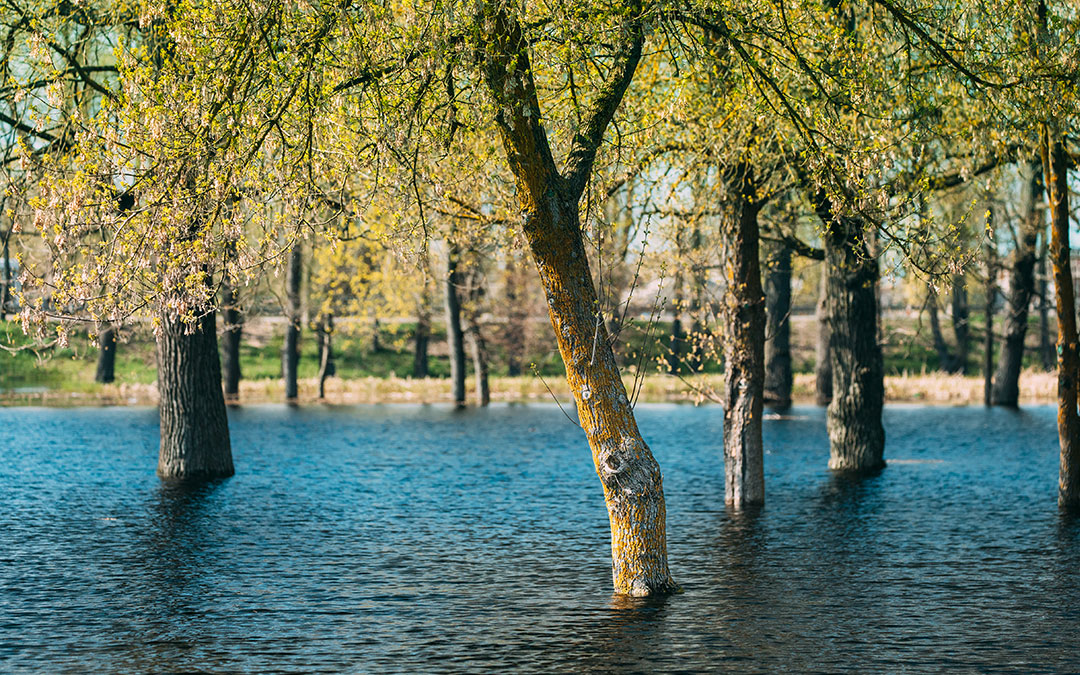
[1,404,1077,672]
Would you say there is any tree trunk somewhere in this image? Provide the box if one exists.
[480,3,674,595]
[764,242,793,409]
[504,254,526,377]
[668,268,685,374]
[720,165,765,506]
[991,161,1043,407]
[156,311,233,479]
[445,240,467,408]
[468,323,490,406]
[0,226,11,323]
[984,235,997,407]
[317,313,335,400]
[413,307,431,378]
[95,325,117,384]
[1045,133,1080,507]
[221,281,242,403]
[951,273,970,374]
[1038,240,1054,371]
[926,284,959,373]
[815,271,833,406]
[816,197,885,473]
[282,242,302,402]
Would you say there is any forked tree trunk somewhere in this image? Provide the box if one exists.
[156,311,233,479]
[445,240,467,408]
[815,271,833,406]
[764,242,793,409]
[984,233,997,406]
[221,281,242,403]
[951,274,970,374]
[95,325,117,384]
[283,243,302,402]
[317,313,335,400]
[992,161,1042,407]
[480,3,674,595]
[817,197,885,472]
[1045,133,1080,507]
[720,165,765,506]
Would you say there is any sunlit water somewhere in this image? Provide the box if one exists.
[1,403,1078,672]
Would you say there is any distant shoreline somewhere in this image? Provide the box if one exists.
[0,371,1059,407]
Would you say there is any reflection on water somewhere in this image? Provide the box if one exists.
[1,403,1078,671]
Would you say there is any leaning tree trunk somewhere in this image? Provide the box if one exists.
[817,197,885,473]
[95,325,117,384]
[815,271,833,406]
[1045,132,1080,507]
[764,242,793,409]
[221,281,242,403]
[992,161,1042,407]
[951,273,970,374]
[719,165,765,506]
[282,242,302,402]
[156,311,233,479]
[445,240,467,408]
[480,2,674,595]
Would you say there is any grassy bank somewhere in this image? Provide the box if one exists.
[1,315,1058,406]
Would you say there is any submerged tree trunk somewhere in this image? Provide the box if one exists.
[156,311,233,479]
[445,240,467,408]
[951,274,970,374]
[992,161,1042,407]
[95,325,117,384]
[720,165,766,506]
[221,281,242,403]
[1045,133,1080,507]
[317,313,335,400]
[480,4,675,595]
[816,196,885,473]
[764,243,793,409]
[815,271,833,406]
[283,243,302,402]
[984,235,997,407]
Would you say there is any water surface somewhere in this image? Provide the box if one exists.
[1,404,1077,672]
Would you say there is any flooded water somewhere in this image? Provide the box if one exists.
[1,403,1078,672]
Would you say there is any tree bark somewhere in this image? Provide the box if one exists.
[282,242,302,402]
[317,313,335,400]
[95,325,117,384]
[816,196,885,473]
[445,239,467,408]
[764,242,793,409]
[720,165,766,506]
[815,271,833,406]
[479,3,675,595]
[984,235,997,407]
[1037,239,1054,371]
[221,281,242,403]
[991,161,1042,407]
[951,273,970,374]
[1045,132,1080,507]
[156,311,233,479]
